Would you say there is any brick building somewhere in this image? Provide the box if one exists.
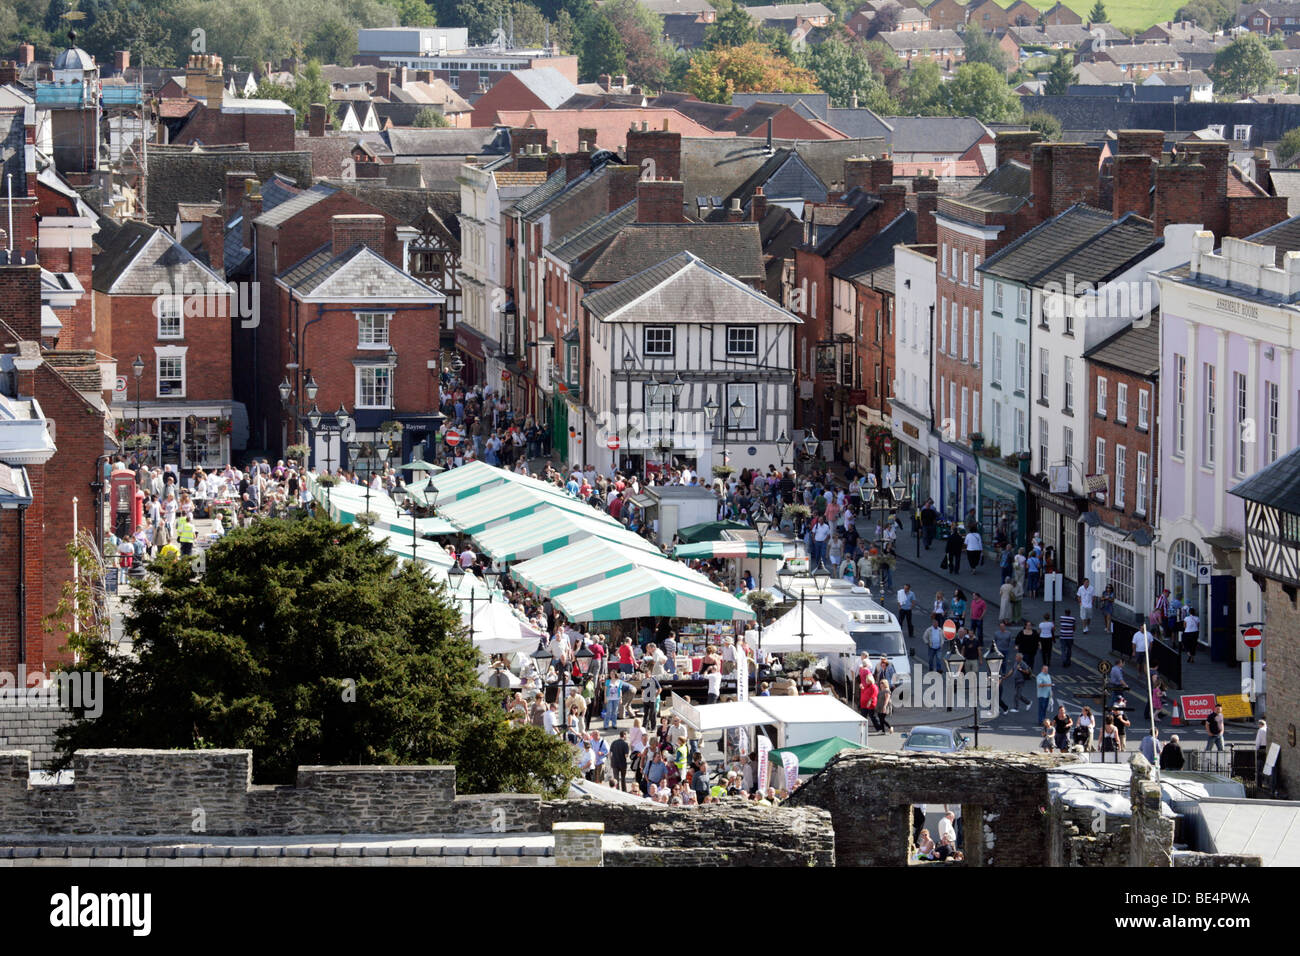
[171,55,296,152]
[0,263,112,674]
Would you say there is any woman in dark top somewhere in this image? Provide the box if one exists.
[943,530,964,572]
[1015,620,1038,663]
[1052,705,1074,752]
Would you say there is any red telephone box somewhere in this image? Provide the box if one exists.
[109,469,143,537]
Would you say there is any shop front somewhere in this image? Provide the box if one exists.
[977,454,1027,550]
[891,406,933,511]
[114,406,232,471]
[1024,477,1090,588]
[454,321,489,387]
[936,438,978,527]
[1086,521,1153,628]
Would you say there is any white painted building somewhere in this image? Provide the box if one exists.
[891,242,938,506]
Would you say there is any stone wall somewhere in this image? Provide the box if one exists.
[784,751,1079,867]
[0,708,71,767]
[0,750,540,836]
[542,799,835,867]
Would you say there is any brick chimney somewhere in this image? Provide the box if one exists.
[0,62,16,87]
[225,170,254,221]
[375,70,391,99]
[332,214,387,257]
[309,103,327,137]
[1254,147,1272,193]
[510,126,549,157]
[598,74,611,91]
[1112,154,1154,221]
[241,180,262,250]
[416,70,432,84]
[879,183,907,222]
[0,264,43,341]
[1115,129,1164,162]
[626,124,681,181]
[1189,140,1229,238]
[995,130,1042,169]
[844,155,893,194]
[564,149,591,182]
[614,74,628,88]
[579,128,598,150]
[17,43,35,66]
[201,212,225,275]
[394,66,408,88]
[914,190,938,246]
[636,179,685,223]
[606,164,640,212]
[751,185,768,222]
[1153,156,1206,237]
[1031,142,1101,222]
[114,50,130,73]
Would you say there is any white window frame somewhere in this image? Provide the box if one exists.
[961,307,969,362]
[1269,381,1280,463]
[726,382,758,431]
[1117,382,1129,425]
[1235,371,1249,476]
[1016,341,1027,393]
[1063,425,1074,473]
[726,325,757,356]
[972,311,980,366]
[1095,437,1106,482]
[357,311,392,349]
[1096,376,1107,417]
[961,387,969,440]
[940,242,948,276]
[644,326,675,356]
[1174,355,1186,456]
[155,346,186,398]
[1015,408,1026,452]
[1204,362,1216,467]
[994,282,1004,315]
[1039,348,1050,405]
[1115,444,1127,508]
[992,399,1003,448]
[992,332,1003,386]
[940,298,948,356]
[356,364,393,410]
[156,295,183,340]
[962,251,969,285]
[973,254,981,287]
[1038,417,1048,471]
[1136,451,1148,515]
[1019,287,1029,320]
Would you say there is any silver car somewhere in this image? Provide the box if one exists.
[899,726,968,753]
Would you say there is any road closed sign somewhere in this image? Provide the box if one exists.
[1180,694,1217,721]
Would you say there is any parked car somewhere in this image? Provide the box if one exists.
[900,726,968,753]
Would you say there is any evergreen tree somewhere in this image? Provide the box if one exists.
[1088,1,1108,23]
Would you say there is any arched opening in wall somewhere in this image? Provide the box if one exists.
[907,801,984,865]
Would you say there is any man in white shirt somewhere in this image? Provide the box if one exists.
[1181,607,1200,663]
[897,584,916,638]
[1076,578,1095,633]
[542,703,559,736]
[1131,626,1151,675]
[938,811,958,846]
[459,547,476,568]
[705,665,723,704]
[964,528,983,572]
[549,631,571,668]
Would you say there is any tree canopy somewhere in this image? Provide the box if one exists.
[55,517,575,796]
[255,59,331,129]
[1088,1,1108,23]
[578,12,627,81]
[704,0,760,50]
[1044,49,1077,95]
[803,32,896,111]
[963,28,1010,74]
[1278,127,1300,166]
[943,62,1022,123]
[1210,33,1278,98]
[685,41,819,102]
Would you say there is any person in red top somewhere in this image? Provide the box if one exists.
[969,592,987,645]
[617,638,636,674]
[859,671,881,731]
[590,636,607,676]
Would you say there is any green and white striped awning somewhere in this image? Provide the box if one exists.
[437,481,616,535]
[550,567,756,623]
[673,540,790,561]
[511,537,706,597]
[472,508,658,563]
[425,460,578,504]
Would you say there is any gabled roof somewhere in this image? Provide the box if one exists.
[94,222,226,295]
[512,167,568,218]
[878,29,963,51]
[830,210,917,287]
[1097,43,1184,65]
[731,92,831,120]
[253,182,338,228]
[646,97,740,130]
[279,243,444,301]
[583,251,801,323]
[572,222,764,284]
[1245,214,1300,268]
[981,205,1159,288]
[494,108,729,152]
[1229,443,1300,513]
[811,188,883,257]
[382,127,510,157]
[509,68,580,110]
[1085,310,1160,377]
[744,3,834,17]
[546,202,638,265]
[884,115,990,154]
[942,159,1032,215]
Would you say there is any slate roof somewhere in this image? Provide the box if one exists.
[663,13,710,48]
[180,213,253,277]
[731,92,831,120]
[294,132,361,179]
[254,183,339,228]
[942,159,1032,215]
[513,168,568,218]
[329,182,460,237]
[93,223,226,295]
[1229,443,1300,512]
[981,206,1160,288]
[322,65,382,87]
[1266,168,1300,215]
[573,222,764,284]
[278,243,443,299]
[878,29,964,51]
[808,189,883,257]
[1246,214,1300,267]
[510,68,580,110]
[1097,43,1184,66]
[141,148,314,226]
[546,202,638,264]
[884,115,990,154]
[635,0,715,14]
[582,252,801,322]
[830,210,917,288]
[382,127,510,157]
[646,96,740,130]
[1085,311,1161,377]
[744,3,834,17]
[42,351,103,392]
[1074,62,1130,85]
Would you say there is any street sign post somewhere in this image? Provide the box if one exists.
[1044,572,1063,630]
[1241,624,1263,715]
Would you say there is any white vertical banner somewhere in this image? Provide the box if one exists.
[781,752,799,792]
[757,735,771,792]
[736,651,749,702]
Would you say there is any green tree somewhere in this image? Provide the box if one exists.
[578,12,626,80]
[378,0,439,26]
[1044,49,1076,95]
[900,57,942,114]
[804,33,879,107]
[704,0,759,50]
[305,16,358,63]
[1088,0,1107,23]
[55,518,575,794]
[600,0,671,87]
[1211,33,1278,98]
[1267,31,1287,50]
[963,28,1009,73]
[255,58,331,128]
[1278,127,1300,165]
[81,5,179,67]
[942,62,1022,122]
[413,106,450,126]
[1025,109,1062,140]
[685,40,819,102]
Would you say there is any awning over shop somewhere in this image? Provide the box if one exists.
[438,481,617,535]
[768,736,865,774]
[549,566,755,623]
[472,508,659,562]
[511,536,709,597]
[673,540,790,560]
[676,520,751,544]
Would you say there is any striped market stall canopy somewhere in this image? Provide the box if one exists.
[550,566,755,623]
[511,537,706,597]
[437,481,616,535]
[425,460,577,504]
[472,508,658,563]
[673,540,790,561]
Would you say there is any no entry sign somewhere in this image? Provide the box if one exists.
[943,619,957,641]
[606,435,621,450]
[444,428,463,446]
[1242,625,1262,649]
[1180,694,1217,721]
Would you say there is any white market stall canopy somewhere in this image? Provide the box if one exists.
[756,603,857,656]
[366,526,456,569]
[472,508,659,562]
[437,481,617,535]
[676,698,773,733]
[511,536,707,597]
[467,600,543,655]
[550,566,755,623]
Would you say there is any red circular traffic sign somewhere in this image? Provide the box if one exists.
[883,437,893,452]
[1243,626,1262,649]
[943,619,957,641]
[606,435,621,450]
[444,428,463,447]
[500,370,511,382]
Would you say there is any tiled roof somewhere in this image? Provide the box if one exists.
[279,244,442,299]
[329,182,460,238]
[731,93,831,121]
[41,351,102,392]
[94,223,225,295]
[878,29,963,51]
[884,115,990,154]
[511,68,580,110]
[980,205,1154,287]
[493,170,549,187]
[583,252,800,323]
[1266,168,1300,216]
[494,108,730,152]
[1085,311,1160,376]
[744,3,834,17]
[942,159,1032,215]
[294,132,360,179]
[1246,214,1300,267]
[1229,443,1300,512]
[157,97,198,118]
[382,127,510,157]
[546,202,637,264]
[572,222,764,284]
[254,183,338,228]
[176,202,220,222]
[141,147,314,227]
[512,168,568,217]
[831,211,916,284]
[812,189,883,256]
[1098,43,1183,65]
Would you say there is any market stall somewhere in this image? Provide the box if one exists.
[549,566,755,623]
[511,536,708,597]
[438,481,619,535]
[471,507,659,562]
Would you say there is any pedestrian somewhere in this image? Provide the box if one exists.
[1053,704,1073,752]
[1057,607,1076,667]
[1076,578,1094,633]
[943,529,964,573]
[1000,544,1014,584]
[959,628,980,673]
[860,671,880,730]
[1099,583,1116,633]
[1131,625,1151,676]
[969,591,987,644]
[1009,652,1032,713]
[920,499,938,549]
[589,731,609,784]
[951,588,968,628]
[1204,703,1226,752]
[1015,619,1038,668]
[1037,613,1055,669]
[642,668,662,725]
[897,584,916,639]
[1076,705,1095,751]
[1181,606,1200,663]
[877,679,893,733]
[1026,549,1041,598]
[932,590,947,622]
[1140,727,1161,765]
[1159,734,1185,770]
[964,526,983,571]
[925,618,946,673]
[999,579,1014,623]
[1035,665,1054,725]
[705,664,722,705]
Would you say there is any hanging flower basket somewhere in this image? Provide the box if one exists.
[712,464,735,479]
[379,420,404,436]
[745,589,776,612]
[783,503,811,521]
[123,433,152,450]
[355,511,379,527]
[285,444,310,464]
[215,417,233,436]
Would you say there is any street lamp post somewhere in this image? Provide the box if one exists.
[753,506,772,655]
[976,647,1004,748]
[132,354,145,462]
[621,349,636,474]
[448,562,499,638]
[776,430,792,474]
[778,563,829,656]
[944,649,965,713]
[801,430,820,477]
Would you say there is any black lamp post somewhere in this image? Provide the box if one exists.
[802,430,820,475]
[132,354,145,461]
[703,395,720,471]
[977,647,1004,747]
[448,562,498,637]
[778,562,829,656]
[725,394,746,471]
[944,649,965,713]
[753,506,772,655]
[776,430,792,474]
[621,348,636,473]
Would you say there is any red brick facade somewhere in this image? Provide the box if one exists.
[1085,358,1159,535]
